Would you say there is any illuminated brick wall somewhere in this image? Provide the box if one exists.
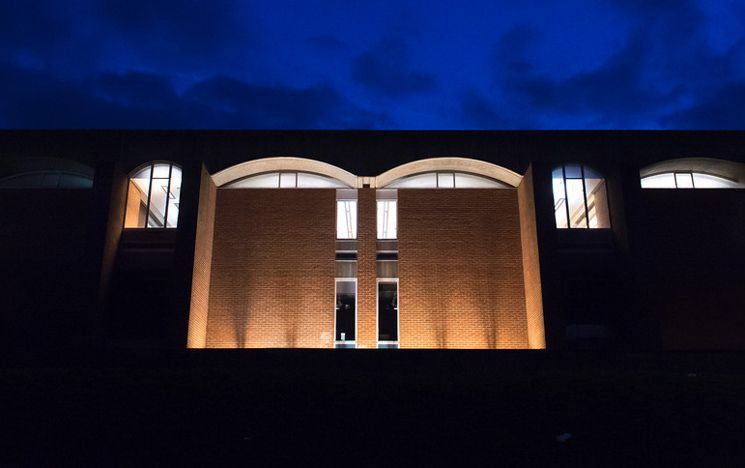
[187,167,216,348]
[398,189,529,349]
[517,167,546,349]
[205,189,336,348]
[356,188,378,349]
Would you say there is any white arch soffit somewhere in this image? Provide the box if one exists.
[640,157,745,183]
[212,156,358,188]
[375,157,523,188]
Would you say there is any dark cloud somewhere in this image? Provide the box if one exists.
[351,37,436,97]
[95,0,256,70]
[460,91,522,129]
[184,76,391,128]
[0,64,390,129]
[662,83,745,129]
[477,0,745,128]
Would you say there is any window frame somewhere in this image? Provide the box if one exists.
[553,164,611,230]
[334,277,358,349]
[376,278,400,349]
[640,170,740,189]
[124,161,181,230]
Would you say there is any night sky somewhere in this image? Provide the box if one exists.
[1,0,744,129]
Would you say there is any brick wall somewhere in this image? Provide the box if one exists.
[398,189,529,349]
[356,188,377,349]
[205,189,336,348]
[187,167,216,348]
[517,167,546,349]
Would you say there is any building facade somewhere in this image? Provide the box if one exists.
[1,131,744,353]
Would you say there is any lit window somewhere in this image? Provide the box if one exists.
[386,172,508,188]
[336,200,357,239]
[335,279,356,348]
[377,190,398,240]
[225,172,348,188]
[378,280,399,348]
[125,162,182,228]
[552,165,610,229]
[641,171,740,189]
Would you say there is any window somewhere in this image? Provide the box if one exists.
[335,279,357,348]
[377,190,398,240]
[552,164,610,229]
[125,162,182,228]
[0,171,93,188]
[224,171,348,188]
[336,189,357,239]
[377,280,399,348]
[386,171,508,189]
[641,171,740,189]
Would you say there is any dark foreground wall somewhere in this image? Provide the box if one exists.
[635,189,745,349]
[0,189,92,353]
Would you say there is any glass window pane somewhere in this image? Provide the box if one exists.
[376,260,398,278]
[691,173,735,188]
[336,280,356,342]
[585,176,610,228]
[378,282,398,342]
[148,171,170,227]
[152,163,171,179]
[454,173,505,188]
[641,173,676,188]
[437,173,455,188]
[336,200,357,239]
[675,172,694,188]
[166,166,182,228]
[387,173,437,188]
[227,173,280,188]
[566,178,587,228]
[335,260,357,278]
[564,164,583,179]
[297,172,346,188]
[552,168,568,229]
[125,165,152,228]
[279,172,297,188]
[377,200,397,239]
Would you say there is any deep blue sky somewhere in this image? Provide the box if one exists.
[1,0,744,129]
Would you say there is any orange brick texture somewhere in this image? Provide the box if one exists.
[398,189,530,349]
[187,167,216,348]
[517,167,546,349]
[356,188,378,349]
[205,189,336,348]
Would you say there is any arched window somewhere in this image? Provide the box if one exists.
[552,164,610,229]
[224,171,349,188]
[0,157,94,188]
[124,162,182,228]
[640,158,745,189]
[641,172,740,189]
[384,171,509,189]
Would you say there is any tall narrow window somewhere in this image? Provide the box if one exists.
[335,279,356,348]
[552,165,610,229]
[377,190,398,240]
[336,189,357,239]
[378,280,399,348]
[125,162,182,228]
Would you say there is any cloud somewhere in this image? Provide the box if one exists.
[184,75,391,128]
[475,0,745,128]
[351,37,436,97]
[0,64,391,129]
[662,83,745,129]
